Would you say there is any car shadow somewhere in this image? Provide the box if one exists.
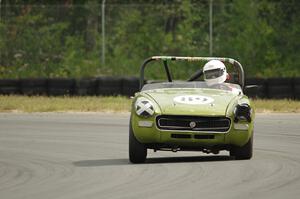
[73,155,234,167]
[73,158,129,167]
[146,155,234,164]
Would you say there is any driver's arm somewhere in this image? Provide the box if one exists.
[188,69,203,81]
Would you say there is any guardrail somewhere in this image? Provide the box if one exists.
[0,77,299,99]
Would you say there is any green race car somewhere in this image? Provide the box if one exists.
[129,56,254,163]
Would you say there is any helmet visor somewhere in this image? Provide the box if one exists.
[204,68,225,79]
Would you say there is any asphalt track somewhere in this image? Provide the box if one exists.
[0,113,299,199]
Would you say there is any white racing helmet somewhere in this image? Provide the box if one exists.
[203,60,227,86]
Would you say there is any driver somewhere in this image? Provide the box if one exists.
[203,60,241,94]
[203,60,227,86]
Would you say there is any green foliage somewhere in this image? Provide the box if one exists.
[0,0,299,79]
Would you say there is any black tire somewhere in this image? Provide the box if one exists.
[96,76,123,96]
[0,79,20,95]
[20,78,47,96]
[47,78,75,96]
[230,132,253,160]
[294,77,300,99]
[0,79,20,87]
[122,77,139,96]
[295,84,300,100]
[267,78,293,99]
[129,121,147,163]
[75,78,97,96]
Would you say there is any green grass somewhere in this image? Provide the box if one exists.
[0,96,299,113]
[0,95,132,113]
[252,99,300,113]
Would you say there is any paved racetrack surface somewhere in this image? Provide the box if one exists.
[0,113,299,199]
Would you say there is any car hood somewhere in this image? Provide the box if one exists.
[144,88,239,116]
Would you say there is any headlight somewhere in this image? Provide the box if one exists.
[135,97,154,117]
[234,103,252,123]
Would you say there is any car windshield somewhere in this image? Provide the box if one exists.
[142,81,241,92]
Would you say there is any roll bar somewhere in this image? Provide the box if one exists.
[139,56,245,90]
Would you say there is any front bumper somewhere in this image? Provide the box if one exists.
[131,113,253,147]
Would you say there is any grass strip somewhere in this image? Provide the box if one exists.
[0,96,299,113]
[252,99,300,113]
[0,95,132,113]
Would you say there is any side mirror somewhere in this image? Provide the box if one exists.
[243,85,260,96]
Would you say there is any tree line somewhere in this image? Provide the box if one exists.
[0,0,299,79]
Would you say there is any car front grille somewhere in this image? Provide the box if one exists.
[156,115,231,132]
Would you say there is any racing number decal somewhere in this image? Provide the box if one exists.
[173,95,214,105]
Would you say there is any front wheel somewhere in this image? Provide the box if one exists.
[129,122,147,163]
[230,132,253,160]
